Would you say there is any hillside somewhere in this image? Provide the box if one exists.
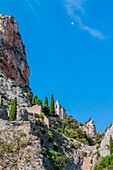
[0,14,113,170]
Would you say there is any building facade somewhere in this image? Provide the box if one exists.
[54,100,66,120]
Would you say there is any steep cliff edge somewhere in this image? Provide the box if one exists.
[0,14,31,118]
[0,14,112,170]
[0,14,29,87]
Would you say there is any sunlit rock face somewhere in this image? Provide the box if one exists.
[0,14,31,117]
[0,14,30,87]
[82,120,96,138]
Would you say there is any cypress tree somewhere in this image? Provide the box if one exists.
[35,96,39,105]
[32,96,35,105]
[37,99,42,106]
[50,94,55,115]
[9,97,17,121]
[110,135,113,155]
[44,96,48,107]
[32,96,42,106]
[43,96,49,115]
[28,92,33,104]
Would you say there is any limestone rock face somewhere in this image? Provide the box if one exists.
[91,124,113,169]
[17,108,28,121]
[0,120,45,170]
[0,14,31,117]
[0,14,30,87]
[83,120,96,138]
[99,124,113,157]
[0,72,31,111]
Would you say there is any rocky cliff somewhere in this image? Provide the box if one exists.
[0,14,31,119]
[0,14,29,87]
[0,14,112,170]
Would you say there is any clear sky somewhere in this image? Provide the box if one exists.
[1,0,113,131]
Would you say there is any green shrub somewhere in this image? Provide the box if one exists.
[0,142,12,152]
[94,154,113,170]
[38,113,44,120]
[82,152,87,157]
[57,128,62,133]
[51,124,55,129]
[76,128,85,138]
[62,122,65,133]
[96,144,100,150]
[70,142,74,148]
[46,149,69,169]
[47,130,54,141]
[1,104,8,109]
[76,138,89,145]
[76,143,81,148]
[65,130,74,138]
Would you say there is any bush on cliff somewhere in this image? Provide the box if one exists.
[94,154,113,170]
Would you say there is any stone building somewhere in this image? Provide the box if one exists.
[26,105,43,116]
[54,100,66,120]
[26,105,49,127]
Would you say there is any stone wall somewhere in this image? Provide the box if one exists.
[26,105,50,127]
[26,105,43,115]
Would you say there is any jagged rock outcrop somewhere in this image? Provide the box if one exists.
[0,14,30,87]
[82,119,96,138]
[91,124,113,169]
[99,124,113,157]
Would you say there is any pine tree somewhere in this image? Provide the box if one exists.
[9,97,17,121]
[50,94,55,115]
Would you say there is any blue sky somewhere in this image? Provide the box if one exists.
[1,0,113,131]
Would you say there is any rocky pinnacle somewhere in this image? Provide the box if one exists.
[0,14,30,87]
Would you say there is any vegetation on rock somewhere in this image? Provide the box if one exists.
[9,97,17,121]
[45,149,69,170]
[110,135,113,155]
[95,136,113,170]
[94,154,113,170]
[32,96,42,106]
